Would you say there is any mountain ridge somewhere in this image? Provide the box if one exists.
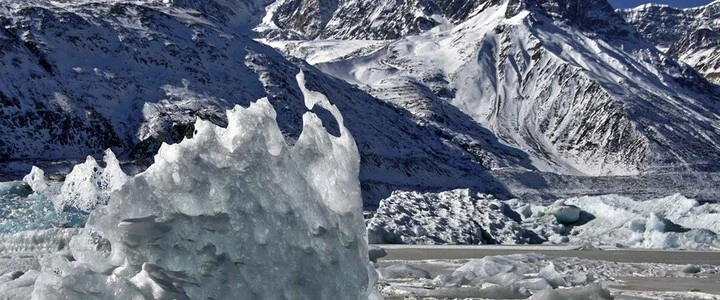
[620,0,720,83]
[2,0,720,207]
[0,0,541,206]
[261,0,720,177]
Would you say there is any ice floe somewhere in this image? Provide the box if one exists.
[376,253,720,299]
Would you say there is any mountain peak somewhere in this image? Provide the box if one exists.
[506,0,634,39]
[164,0,266,28]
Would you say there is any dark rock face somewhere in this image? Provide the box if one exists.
[668,28,720,83]
[0,2,266,161]
[621,2,720,49]
[620,1,720,83]
[268,0,502,40]
[507,0,636,40]
[0,0,530,206]
[669,28,720,55]
[620,5,689,49]
[274,0,339,39]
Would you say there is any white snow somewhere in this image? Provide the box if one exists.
[264,0,720,177]
[2,72,374,299]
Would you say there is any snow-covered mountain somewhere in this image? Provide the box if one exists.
[3,0,720,207]
[620,1,720,83]
[261,0,500,40]
[261,0,720,177]
[0,0,546,206]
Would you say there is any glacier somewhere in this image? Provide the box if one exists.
[367,189,543,245]
[368,189,720,250]
[2,72,373,299]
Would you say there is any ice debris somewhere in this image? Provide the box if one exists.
[537,194,720,249]
[548,201,581,225]
[434,254,612,299]
[0,181,87,233]
[23,149,129,213]
[367,189,543,245]
[369,190,720,250]
[368,246,387,263]
[20,71,372,299]
[367,189,541,244]
[378,264,431,280]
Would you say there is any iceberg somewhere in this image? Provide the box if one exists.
[21,71,372,299]
[24,150,129,213]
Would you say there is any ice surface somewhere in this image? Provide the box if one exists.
[8,72,373,299]
[377,252,720,299]
[529,284,612,300]
[0,229,79,257]
[0,181,86,233]
[369,190,720,249]
[536,194,720,249]
[379,254,614,299]
[377,264,431,280]
[24,150,129,213]
[367,189,543,245]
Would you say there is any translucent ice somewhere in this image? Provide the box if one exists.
[548,201,581,225]
[0,181,86,233]
[28,71,372,299]
[23,149,129,213]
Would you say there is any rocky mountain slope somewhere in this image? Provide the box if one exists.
[0,0,549,206]
[260,0,502,40]
[3,0,720,207]
[620,1,720,83]
[261,0,720,177]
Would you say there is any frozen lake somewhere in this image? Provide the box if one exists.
[375,245,720,298]
[379,244,720,265]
